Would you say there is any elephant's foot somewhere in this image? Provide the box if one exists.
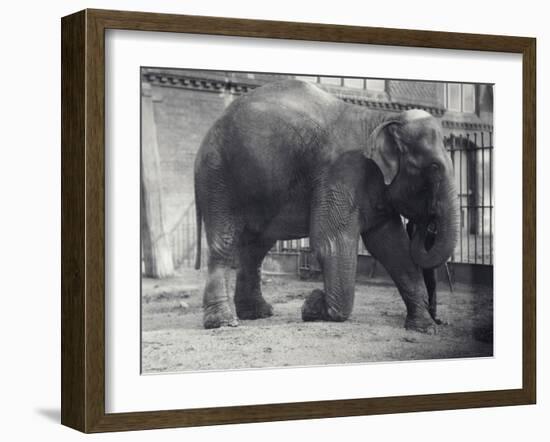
[302,289,329,321]
[429,311,448,326]
[302,289,351,322]
[203,302,239,329]
[405,312,437,334]
[235,297,273,320]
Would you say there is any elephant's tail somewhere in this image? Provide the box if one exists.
[194,201,202,270]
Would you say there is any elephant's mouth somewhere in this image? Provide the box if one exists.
[409,176,459,270]
[423,218,437,252]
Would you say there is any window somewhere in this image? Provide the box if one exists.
[462,84,476,113]
[319,76,342,86]
[343,78,364,89]
[294,76,387,92]
[446,84,461,111]
[296,75,319,83]
[445,83,476,113]
[365,79,386,92]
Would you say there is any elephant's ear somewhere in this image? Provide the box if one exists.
[365,120,404,185]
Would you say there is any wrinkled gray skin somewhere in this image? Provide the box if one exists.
[194,80,459,332]
[406,220,442,324]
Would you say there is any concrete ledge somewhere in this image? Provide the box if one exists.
[356,255,493,288]
[262,252,299,275]
[264,252,493,288]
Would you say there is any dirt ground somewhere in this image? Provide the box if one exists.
[141,269,493,373]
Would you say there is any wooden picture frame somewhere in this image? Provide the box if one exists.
[61,8,536,433]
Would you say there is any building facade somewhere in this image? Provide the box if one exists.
[141,68,493,267]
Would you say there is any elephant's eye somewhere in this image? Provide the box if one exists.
[405,162,422,176]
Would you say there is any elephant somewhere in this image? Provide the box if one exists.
[406,220,442,324]
[194,79,459,331]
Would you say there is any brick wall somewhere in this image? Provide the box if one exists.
[144,68,493,231]
[151,85,231,226]
[388,80,445,108]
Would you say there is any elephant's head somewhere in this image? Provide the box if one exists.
[366,109,459,269]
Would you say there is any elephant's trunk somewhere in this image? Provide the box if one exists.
[409,177,459,269]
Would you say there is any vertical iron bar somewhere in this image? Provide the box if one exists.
[177,225,180,267]
[175,222,178,267]
[489,131,493,265]
[458,135,463,262]
[174,228,177,266]
[176,222,179,268]
[179,223,182,267]
[170,231,174,265]
[193,207,196,266]
[472,132,477,264]
[463,134,470,262]
[449,136,455,262]
[185,211,188,266]
[185,216,188,267]
[178,217,181,267]
[481,132,485,265]
[175,227,178,267]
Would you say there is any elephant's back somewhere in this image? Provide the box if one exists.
[219,80,340,164]
[196,80,338,223]
[238,79,339,118]
[227,82,334,176]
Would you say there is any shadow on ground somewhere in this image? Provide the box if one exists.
[141,269,493,373]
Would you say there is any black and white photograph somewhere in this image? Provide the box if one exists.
[2,0,546,437]
[140,68,494,373]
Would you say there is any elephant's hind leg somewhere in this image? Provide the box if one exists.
[203,261,238,329]
[202,212,242,329]
[234,237,275,320]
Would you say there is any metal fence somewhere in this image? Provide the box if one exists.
[166,201,203,269]
[147,130,493,272]
[272,130,494,268]
[446,130,493,265]
[358,130,494,265]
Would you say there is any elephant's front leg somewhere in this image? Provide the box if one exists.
[423,268,442,324]
[234,238,275,320]
[302,233,359,322]
[364,217,436,333]
[407,220,441,324]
